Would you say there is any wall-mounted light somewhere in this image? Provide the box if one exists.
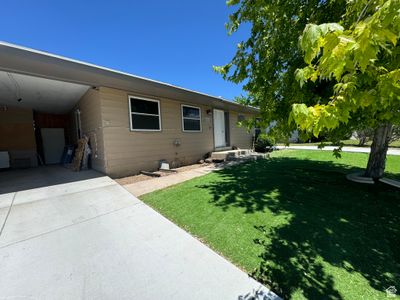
[206,109,212,115]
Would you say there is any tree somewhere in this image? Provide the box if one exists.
[354,125,400,146]
[214,0,347,138]
[390,125,400,143]
[217,0,400,180]
[292,0,400,179]
[354,128,374,146]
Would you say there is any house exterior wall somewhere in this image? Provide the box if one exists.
[99,87,214,177]
[98,87,256,178]
[229,111,255,149]
[74,88,106,173]
[0,106,37,168]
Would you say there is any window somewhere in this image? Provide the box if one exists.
[129,96,161,131]
[181,105,201,132]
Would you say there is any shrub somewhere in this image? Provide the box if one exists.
[254,134,275,153]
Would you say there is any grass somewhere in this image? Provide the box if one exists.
[141,150,400,299]
[278,139,400,148]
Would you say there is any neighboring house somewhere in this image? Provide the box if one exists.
[0,42,258,178]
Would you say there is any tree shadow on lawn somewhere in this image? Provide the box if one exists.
[198,158,400,299]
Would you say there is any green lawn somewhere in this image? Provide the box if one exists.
[141,150,400,300]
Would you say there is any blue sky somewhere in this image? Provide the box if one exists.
[0,1,250,100]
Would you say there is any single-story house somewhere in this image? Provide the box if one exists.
[0,41,258,178]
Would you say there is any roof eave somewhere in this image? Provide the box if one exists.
[0,41,259,114]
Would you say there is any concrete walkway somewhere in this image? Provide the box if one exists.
[123,159,262,197]
[0,167,279,300]
[123,164,218,197]
[276,145,400,155]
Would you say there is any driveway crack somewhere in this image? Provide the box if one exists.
[0,192,17,237]
[0,201,143,249]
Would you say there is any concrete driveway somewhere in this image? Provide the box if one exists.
[0,167,279,300]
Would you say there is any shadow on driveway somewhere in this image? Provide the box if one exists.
[0,165,103,194]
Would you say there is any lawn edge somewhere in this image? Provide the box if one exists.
[139,195,269,289]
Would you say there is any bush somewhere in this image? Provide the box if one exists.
[254,134,276,153]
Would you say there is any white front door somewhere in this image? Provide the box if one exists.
[213,109,226,148]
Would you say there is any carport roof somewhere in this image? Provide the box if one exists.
[0,41,258,114]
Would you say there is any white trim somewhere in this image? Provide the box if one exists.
[181,104,202,132]
[128,95,161,132]
[131,112,159,117]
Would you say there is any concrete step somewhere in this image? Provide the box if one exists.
[210,149,264,161]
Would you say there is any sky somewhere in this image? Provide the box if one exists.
[0,1,250,101]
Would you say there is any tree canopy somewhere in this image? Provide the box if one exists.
[217,0,400,178]
[214,0,347,139]
[291,0,400,138]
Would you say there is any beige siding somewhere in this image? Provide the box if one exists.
[74,89,106,173]
[98,87,256,178]
[229,111,255,149]
[99,87,214,177]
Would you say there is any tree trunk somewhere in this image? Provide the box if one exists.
[365,123,393,179]
[358,136,367,146]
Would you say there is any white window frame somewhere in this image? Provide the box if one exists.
[181,104,202,132]
[128,95,162,132]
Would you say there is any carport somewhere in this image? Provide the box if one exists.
[0,70,90,169]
